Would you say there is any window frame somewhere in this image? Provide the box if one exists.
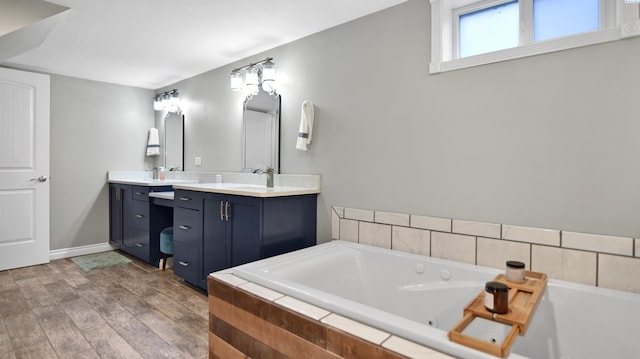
[430,0,640,74]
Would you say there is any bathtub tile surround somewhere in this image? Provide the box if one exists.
[208,273,453,359]
[331,206,640,294]
[531,245,597,286]
[237,282,283,302]
[562,231,634,256]
[359,222,392,249]
[452,219,501,238]
[410,214,452,232]
[501,224,560,246]
[476,237,530,270]
[339,219,359,243]
[321,314,390,345]
[430,232,476,265]
[598,254,640,293]
[344,207,374,222]
[274,296,331,321]
[382,336,453,359]
[392,226,430,256]
[375,211,410,226]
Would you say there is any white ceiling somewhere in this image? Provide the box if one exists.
[2,0,407,89]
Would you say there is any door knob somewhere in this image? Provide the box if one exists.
[30,175,48,182]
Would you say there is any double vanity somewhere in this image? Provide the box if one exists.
[108,172,320,291]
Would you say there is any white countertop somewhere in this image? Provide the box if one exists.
[172,183,321,198]
[108,179,198,186]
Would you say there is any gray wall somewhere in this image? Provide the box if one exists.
[163,0,640,242]
[51,75,154,250]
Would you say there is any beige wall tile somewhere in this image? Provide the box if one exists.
[359,222,392,249]
[375,211,410,226]
[344,208,374,222]
[411,215,451,232]
[477,237,530,270]
[531,245,596,286]
[333,206,344,218]
[339,219,359,243]
[392,226,430,256]
[452,219,500,238]
[331,209,340,240]
[598,254,640,294]
[431,232,476,265]
[502,225,560,246]
[562,231,633,256]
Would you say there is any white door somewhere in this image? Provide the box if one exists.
[0,67,50,271]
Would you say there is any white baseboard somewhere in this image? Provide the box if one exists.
[49,242,117,260]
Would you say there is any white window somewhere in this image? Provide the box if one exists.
[430,0,640,73]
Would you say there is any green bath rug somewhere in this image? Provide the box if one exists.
[71,251,132,272]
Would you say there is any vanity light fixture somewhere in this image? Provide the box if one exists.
[229,57,277,97]
[153,89,180,112]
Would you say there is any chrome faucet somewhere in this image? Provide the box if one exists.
[253,167,274,188]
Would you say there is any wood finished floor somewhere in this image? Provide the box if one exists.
[0,251,209,359]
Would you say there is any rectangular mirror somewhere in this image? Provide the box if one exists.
[165,111,184,171]
[243,89,280,173]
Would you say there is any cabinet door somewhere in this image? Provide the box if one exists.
[203,195,230,282]
[109,184,122,248]
[228,195,262,266]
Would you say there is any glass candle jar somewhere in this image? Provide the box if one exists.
[506,260,526,283]
[484,281,509,314]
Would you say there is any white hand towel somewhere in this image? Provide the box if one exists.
[146,127,160,156]
[296,100,314,151]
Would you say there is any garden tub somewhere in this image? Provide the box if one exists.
[232,240,640,358]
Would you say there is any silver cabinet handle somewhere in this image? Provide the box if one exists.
[178,261,189,267]
[135,214,145,218]
[116,188,121,201]
[30,175,48,182]
[220,201,224,221]
[179,225,191,230]
[135,243,143,247]
[135,191,145,195]
[179,197,191,201]
[225,201,230,222]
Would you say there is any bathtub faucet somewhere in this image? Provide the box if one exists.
[253,167,274,188]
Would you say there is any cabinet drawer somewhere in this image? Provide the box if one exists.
[131,200,150,230]
[174,190,203,211]
[132,186,150,201]
[123,227,150,262]
[173,241,200,286]
[174,207,203,246]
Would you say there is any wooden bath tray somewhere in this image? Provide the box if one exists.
[448,271,548,358]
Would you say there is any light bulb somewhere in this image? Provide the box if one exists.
[230,71,243,91]
[262,60,276,82]
[245,66,259,86]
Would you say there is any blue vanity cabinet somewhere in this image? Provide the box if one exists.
[114,184,172,266]
[109,183,124,248]
[202,193,317,277]
[173,190,204,288]
[260,194,317,259]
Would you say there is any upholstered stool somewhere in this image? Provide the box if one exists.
[160,227,173,270]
